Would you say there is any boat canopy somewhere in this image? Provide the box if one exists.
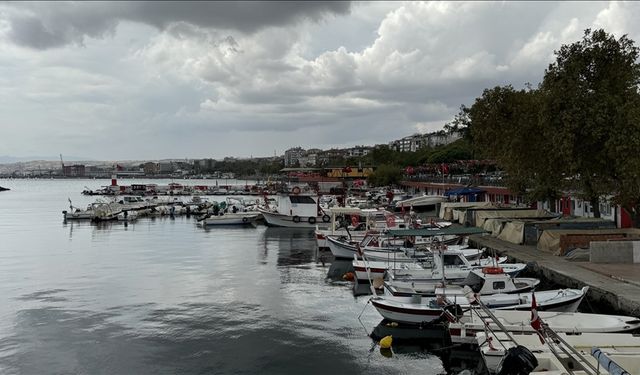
[327,207,364,215]
[386,226,487,237]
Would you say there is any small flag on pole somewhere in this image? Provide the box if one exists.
[530,292,545,343]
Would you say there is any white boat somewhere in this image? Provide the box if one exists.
[315,207,409,251]
[355,250,519,282]
[448,309,640,344]
[383,268,540,300]
[201,213,259,226]
[258,191,328,228]
[393,194,446,211]
[62,199,121,221]
[327,231,464,261]
[478,330,640,374]
[370,287,588,325]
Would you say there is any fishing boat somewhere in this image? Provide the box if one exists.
[258,189,328,228]
[315,207,409,251]
[448,288,640,374]
[200,212,259,226]
[448,309,640,344]
[62,199,122,221]
[370,287,588,325]
[383,268,540,300]
[354,250,521,282]
[478,329,640,374]
[327,226,477,261]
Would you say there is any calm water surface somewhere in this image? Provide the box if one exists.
[0,179,481,374]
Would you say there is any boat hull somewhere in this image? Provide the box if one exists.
[449,309,640,344]
[371,288,588,325]
[370,297,444,325]
[259,209,328,229]
[202,213,259,226]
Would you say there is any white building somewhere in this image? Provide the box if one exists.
[284,147,305,167]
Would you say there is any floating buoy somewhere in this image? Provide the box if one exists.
[342,272,355,281]
[482,266,504,274]
[379,335,392,349]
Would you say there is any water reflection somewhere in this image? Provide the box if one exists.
[1,303,410,375]
[370,320,485,375]
[262,227,317,267]
[326,259,353,281]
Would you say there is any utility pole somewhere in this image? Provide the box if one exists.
[60,154,65,177]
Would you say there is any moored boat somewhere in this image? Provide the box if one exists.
[370,287,588,325]
[448,309,640,344]
[201,213,259,226]
[258,190,328,228]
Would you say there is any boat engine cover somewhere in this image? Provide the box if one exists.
[497,345,538,375]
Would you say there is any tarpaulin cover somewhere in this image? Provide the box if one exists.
[497,221,526,244]
[474,209,551,228]
[438,202,493,221]
[386,226,487,237]
[537,228,640,255]
[483,218,506,236]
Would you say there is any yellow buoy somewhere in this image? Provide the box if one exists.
[379,335,392,349]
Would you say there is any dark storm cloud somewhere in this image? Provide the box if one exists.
[4,1,351,49]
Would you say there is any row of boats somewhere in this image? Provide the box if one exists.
[318,225,640,374]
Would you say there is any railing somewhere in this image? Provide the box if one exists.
[403,175,508,187]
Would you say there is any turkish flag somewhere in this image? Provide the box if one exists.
[530,292,545,343]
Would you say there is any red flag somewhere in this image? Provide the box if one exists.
[530,292,545,343]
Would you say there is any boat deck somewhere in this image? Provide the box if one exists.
[469,235,640,317]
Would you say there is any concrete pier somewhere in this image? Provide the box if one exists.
[469,235,640,317]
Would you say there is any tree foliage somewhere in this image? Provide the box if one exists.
[466,29,640,218]
[367,164,403,187]
[540,29,640,217]
[468,86,560,201]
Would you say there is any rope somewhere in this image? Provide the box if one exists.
[357,298,372,337]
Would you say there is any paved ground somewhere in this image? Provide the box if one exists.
[469,235,640,317]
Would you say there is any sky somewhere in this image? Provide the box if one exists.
[1,1,639,161]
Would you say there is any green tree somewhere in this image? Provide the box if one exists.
[468,86,560,202]
[540,29,640,217]
[367,164,403,187]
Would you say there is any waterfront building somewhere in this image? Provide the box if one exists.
[284,147,305,167]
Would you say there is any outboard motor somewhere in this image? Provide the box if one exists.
[497,345,538,375]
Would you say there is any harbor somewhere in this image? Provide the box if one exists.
[2,178,639,374]
[4,2,640,374]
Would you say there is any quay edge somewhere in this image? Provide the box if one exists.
[468,235,640,318]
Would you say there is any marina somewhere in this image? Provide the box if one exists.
[1,178,639,374]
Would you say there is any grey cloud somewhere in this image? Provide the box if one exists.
[3,1,351,49]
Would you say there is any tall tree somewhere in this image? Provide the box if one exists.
[540,29,640,217]
[468,86,560,202]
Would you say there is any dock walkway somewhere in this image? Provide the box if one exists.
[469,235,640,317]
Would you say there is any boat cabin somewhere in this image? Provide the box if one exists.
[276,194,319,217]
